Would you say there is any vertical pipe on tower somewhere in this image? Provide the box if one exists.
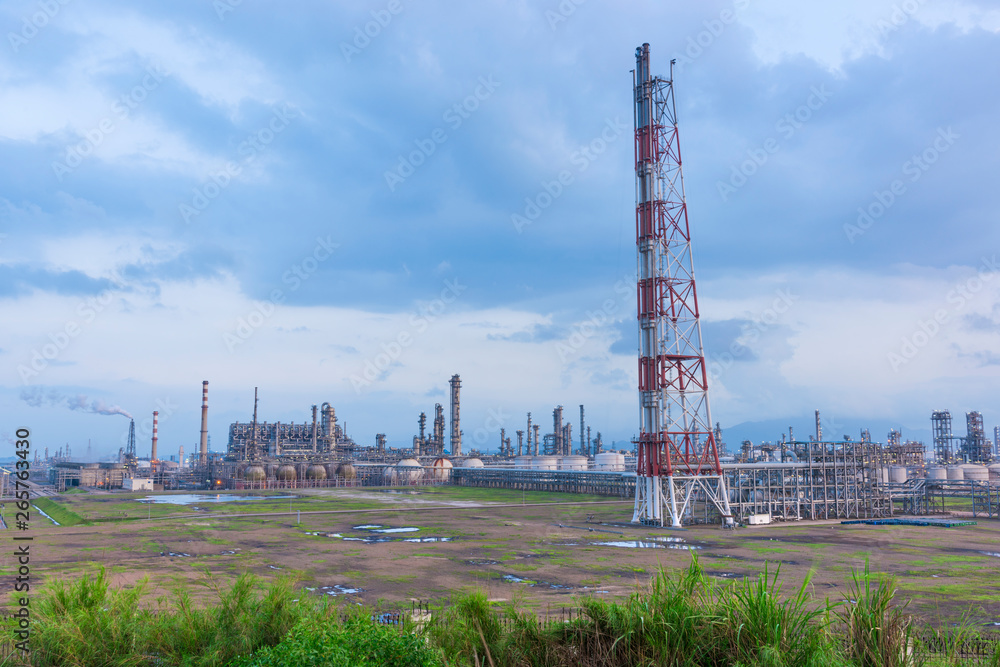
[151,411,159,462]
[311,405,318,453]
[579,405,585,457]
[199,381,209,466]
[450,375,462,457]
[533,424,540,456]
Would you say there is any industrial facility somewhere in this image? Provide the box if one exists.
[28,44,1000,528]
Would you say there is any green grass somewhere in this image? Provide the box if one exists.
[32,498,88,526]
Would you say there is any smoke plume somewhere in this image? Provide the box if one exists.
[20,387,132,420]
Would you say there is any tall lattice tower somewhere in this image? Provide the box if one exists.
[631,43,733,528]
[931,410,953,462]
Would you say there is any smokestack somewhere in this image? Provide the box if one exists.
[450,374,462,457]
[533,424,540,456]
[815,410,822,441]
[579,405,585,456]
[179,444,185,468]
[151,411,159,462]
[199,381,209,466]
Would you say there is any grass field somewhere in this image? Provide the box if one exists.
[4,486,999,628]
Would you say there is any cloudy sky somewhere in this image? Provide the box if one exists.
[2,0,999,459]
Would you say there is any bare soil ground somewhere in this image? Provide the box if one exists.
[6,486,1000,625]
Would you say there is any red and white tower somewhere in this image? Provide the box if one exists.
[631,43,733,528]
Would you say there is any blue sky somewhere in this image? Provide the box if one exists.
[2,0,999,458]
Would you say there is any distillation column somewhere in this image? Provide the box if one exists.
[450,375,462,457]
[199,380,209,466]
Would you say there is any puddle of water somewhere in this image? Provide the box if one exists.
[979,551,1000,558]
[466,559,500,565]
[502,574,573,590]
[403,537,451,543]
[267,565,282,570]
[353,524,382,529]
[140,494,296,506]
[320,584,363,596]
[594,540,702,550]
[373,527,419,533]
[32,505,61,526]
[165,552,193,558]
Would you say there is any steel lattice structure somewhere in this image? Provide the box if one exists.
[631,43,733,527]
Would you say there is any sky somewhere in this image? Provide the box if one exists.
[1,0,999,459]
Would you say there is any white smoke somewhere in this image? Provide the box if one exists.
[20,387,132,420]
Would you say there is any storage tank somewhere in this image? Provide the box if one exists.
[926,466,947,481]
[889,466,908,483]
[513,456,533,469]
[878,467,889,484]
[558,455,587,471]
[964,464,989,481]
[335,463,357,480]
[382,466,397,483]
[531,456,558,471]
[396,458,424,483]
[266,463,279,478]
[295,462,309,479]
[428,458,453,481]
[276,464,297,481]
[305,464,327,480]
[988,463,1000,481]
[243,464,266,482]
[594,452,626,471]
[946,466,964,481]
[325,462,340,478]
[460,458,484,468]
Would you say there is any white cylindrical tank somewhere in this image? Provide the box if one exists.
[558,455,587,471]
[594,452,626,471]
[429,457,453,481]
[889,466,908,483]
[460,458,484,468]
[878,467,890,484]
[926,466,947,480]
[946,465,964,481]
[988,463,1000,481]
[513,456,533,469]
[964,464,989,481]
[531,456,558,470]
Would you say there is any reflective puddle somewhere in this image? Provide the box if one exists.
[593,540,702,550]
[502,574,572,590]
[140,494,296,505]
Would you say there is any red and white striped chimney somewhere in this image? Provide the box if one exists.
[151,410,159,462]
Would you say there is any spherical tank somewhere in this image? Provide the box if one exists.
[396,458,424,482]
[429,458,453,481]
[461,458,485,468]
[306,464,327,480]
[336,463,357,480]
[244,465,266,482]
[276,464,297,481]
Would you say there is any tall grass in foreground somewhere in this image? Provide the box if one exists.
[4,557,995,666]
